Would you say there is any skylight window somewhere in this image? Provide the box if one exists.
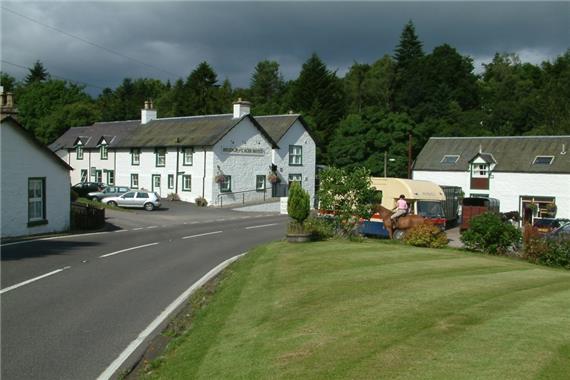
[441,155,460,164]
[533,156,554,165]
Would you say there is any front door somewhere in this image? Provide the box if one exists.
[152,175,161,195]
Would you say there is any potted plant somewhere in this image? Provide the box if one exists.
[214,174,225,184]
[267,172,280,184]
[287,181,311,242]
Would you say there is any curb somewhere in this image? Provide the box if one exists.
[96,252,248,380]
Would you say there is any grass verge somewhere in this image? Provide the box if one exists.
[142,240,570,380]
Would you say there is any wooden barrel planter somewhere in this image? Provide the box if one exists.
[71,202,105,230]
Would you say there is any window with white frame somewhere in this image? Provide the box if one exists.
[80,169,88,182]
[100,144,108,160]
[107,170,115,185]
[182,175,192,191]
[76,145,84,160]
[155,148,166,167]
[288,173,302,187]
[219,175,231,192]
[168,174,174,189]
[472,163,488,177]
[183,148,193,166]
[131,148,140,165]
[131,173,139,189]
[28,178,45,223]
[289,145,303,166]
[256,175,266,191]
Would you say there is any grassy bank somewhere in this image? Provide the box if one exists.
[145,241,570,379]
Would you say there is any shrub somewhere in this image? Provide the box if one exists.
[304,216,335,241]
[166,193,180,201]
[539,239,570,269]
[288,181,310,226]
[461,212,521,255]
[404,222,448,248]
[195,197,208,207]
[318,166,376,237]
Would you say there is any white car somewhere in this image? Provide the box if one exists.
[103,190,161,211]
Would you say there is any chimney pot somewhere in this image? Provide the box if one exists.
[233,98,252,119]
[141,99,157,124]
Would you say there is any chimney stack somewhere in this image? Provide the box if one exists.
[233,98,252,119]
[141,99,157,124]
[0,87,18,117]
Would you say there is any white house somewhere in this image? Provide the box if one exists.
[51,100,316,206]
[1,94,72,238]
[412,136,570,224]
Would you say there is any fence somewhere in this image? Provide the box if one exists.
[216,188,275,207]
[71,202,105,230]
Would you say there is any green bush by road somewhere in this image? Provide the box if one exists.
[145,241,570,380]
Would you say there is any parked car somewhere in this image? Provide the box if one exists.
[546,224,570,240]
[103,191,161,211]
[533,218,568,235]
[72,182,106,198]
[88,186,130,201]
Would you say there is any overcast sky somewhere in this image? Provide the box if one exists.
[1,1,568,95]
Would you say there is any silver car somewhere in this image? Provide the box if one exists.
[88,186,130,201]
[103,191,161,211]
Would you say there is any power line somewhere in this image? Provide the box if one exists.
[2,6,184,79]
[1,59,107,90]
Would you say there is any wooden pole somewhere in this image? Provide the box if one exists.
[408,132,412,179]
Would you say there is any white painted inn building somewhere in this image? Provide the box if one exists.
[51,100,316,206]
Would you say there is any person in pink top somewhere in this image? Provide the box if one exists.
[391,194,408,221]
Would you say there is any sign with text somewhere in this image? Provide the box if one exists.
[222,147,265,155]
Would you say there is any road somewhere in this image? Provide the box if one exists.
[1,212,287,380]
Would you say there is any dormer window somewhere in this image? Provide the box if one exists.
[473,163,488,177]
[441,155,459,164]
[100,144,108,160]
[533,156,554,165]
[76,145,84,160]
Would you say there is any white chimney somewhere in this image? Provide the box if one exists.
[233,98,252,119]
[141,100,157,124]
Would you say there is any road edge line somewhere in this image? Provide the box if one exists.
[96,251,248,380]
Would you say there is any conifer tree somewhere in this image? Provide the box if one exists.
[25,60,49,84]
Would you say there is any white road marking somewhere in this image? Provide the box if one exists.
[133,228,144,231]
[114,230,127,233]
[99,243,159,258]
[0,266,71,295]
[245,223,278,230]
[0,231,112,247]
[181,231,223,240]
[146,226,158,229]
[96,252,248,380]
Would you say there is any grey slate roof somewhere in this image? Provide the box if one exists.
[2,115,73,171]
[51,114,279,150]
[413,136,570,174]
[49,120,140,151]
[255,114,300,142]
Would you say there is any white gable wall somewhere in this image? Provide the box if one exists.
[272,120,317,204]
[212,118,273,205]
[413,169,570,218]
[1,121,71,238]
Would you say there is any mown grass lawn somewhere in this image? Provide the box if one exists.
[146,241,570,380]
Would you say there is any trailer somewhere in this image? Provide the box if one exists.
[360,178,447,237]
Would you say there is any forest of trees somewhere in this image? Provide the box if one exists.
[2,22,569,177]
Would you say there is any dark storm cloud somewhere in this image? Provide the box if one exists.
[2,1,568,94]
